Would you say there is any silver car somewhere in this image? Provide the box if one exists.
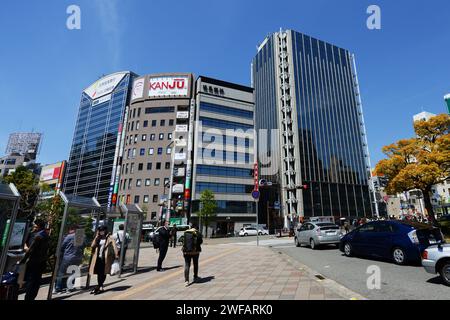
[422,242,450,286]
[294,222,341,249]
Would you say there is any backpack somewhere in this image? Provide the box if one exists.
[152,228,161,249]
[183,230,198,254]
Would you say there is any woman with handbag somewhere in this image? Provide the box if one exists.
[89,225,119,295]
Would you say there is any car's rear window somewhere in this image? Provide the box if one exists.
[316,223,339,230]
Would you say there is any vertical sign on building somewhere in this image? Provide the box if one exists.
[445,94,450,114]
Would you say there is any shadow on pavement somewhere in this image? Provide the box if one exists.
[107,285,132,292]
[193,276,215,284]
[426,276,446,286]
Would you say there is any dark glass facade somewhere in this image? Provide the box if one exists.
[64,73,133,206]
[253,30,372,218]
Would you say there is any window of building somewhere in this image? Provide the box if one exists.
[128,179,132,189]
[136,121,140,130]
[130,163,134,174]
[140,148,145,156]
[153,195,158,203]
[150,134,155,141]
[166,147,172,154]
[143,195,149,203]
[151,212,157,219]
[137,108,141,117]
[148,148,154,155]
[147,162,152,170]
[136,179,142,187]
[158,147,163,155]
[132,109,136,118]
[142,134,147,141]
[160,120,165,126]
[143,120,148,127]
[145,106,175,114]
[127,149,131,159]
[165,162,170,169]
[145,179,151,186]
[123,179,127,190]
[156,162,161,170]
[154,178,160,186]
[159,133,164,140]
[134,135,138,143]
[164,178,170,186]
[131,122,134,131]
[138,163,143,171]
[152,120,157,127]
[134,195,140,204]
[132,148,136,158]
[168,133,173,140]
[125,164,129,174]
[169,119,174,126]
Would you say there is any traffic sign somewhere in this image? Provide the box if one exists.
[251,190,260,200]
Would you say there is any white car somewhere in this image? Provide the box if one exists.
[239,227,258,236]
[258,227,269,235]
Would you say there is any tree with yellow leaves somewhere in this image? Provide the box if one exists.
[375,114,450,223]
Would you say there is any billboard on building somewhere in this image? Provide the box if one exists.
[148,76,190,97]
[131,77,145,100]
[84,72,128,99]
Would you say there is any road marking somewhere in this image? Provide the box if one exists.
[109,247,241,300]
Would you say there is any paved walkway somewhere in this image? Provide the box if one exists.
[23,239,365,300]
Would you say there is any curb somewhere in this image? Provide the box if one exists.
[271,247,367,300]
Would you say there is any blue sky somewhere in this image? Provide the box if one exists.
[0,0,449,167]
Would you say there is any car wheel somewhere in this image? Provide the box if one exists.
[344,242,353,257]
[439,261,450,286]
[244,233,248,236]
[295,237,301,247]
[310,239,316,250]
[392,247,406,265]
[258,232,262,235]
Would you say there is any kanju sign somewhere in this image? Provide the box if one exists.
[253,163,259,191]
[148,76,189,97]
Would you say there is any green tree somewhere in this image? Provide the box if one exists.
[3,166,40,220]
[197,190,217,237]
[375,114,450,223]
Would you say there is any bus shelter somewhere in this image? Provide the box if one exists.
[106,204,143,277]
[0,183,21,279]
[47,192,103,300]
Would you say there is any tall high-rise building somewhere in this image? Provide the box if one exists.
[191,76,256,235]
[64,71,136,207]
[117,73,195,222]
[253,30,372,227]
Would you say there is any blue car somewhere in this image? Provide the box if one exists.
[339,220,443,265]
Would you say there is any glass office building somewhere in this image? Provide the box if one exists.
[64,72,135,207]
[191,76,256,236]
[253,30,372,225]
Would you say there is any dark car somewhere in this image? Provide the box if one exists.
[339,220,443,265]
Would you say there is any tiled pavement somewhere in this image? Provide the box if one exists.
[25,239,366,300]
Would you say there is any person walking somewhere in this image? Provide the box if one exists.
[156,220,170,272]
[344,221,350,234]
[89,225,119,295]
[182,224,203,287]
[113,224,130,266]
[19,219,49,301]
[169,224,177,248]
[55,225,84,293]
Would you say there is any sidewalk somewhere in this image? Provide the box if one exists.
[24,240,365,300]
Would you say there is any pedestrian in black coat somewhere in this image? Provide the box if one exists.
[157,220,170,271]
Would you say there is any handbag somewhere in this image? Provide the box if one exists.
[110,260,120,276]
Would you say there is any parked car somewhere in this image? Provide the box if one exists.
[294,222,341,249]
[239,227,258,236]
[422,242,450,286]
[340,220,444,265]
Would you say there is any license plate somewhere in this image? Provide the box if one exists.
[429,239,436,244]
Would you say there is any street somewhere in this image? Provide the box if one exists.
[270,240,450,300]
